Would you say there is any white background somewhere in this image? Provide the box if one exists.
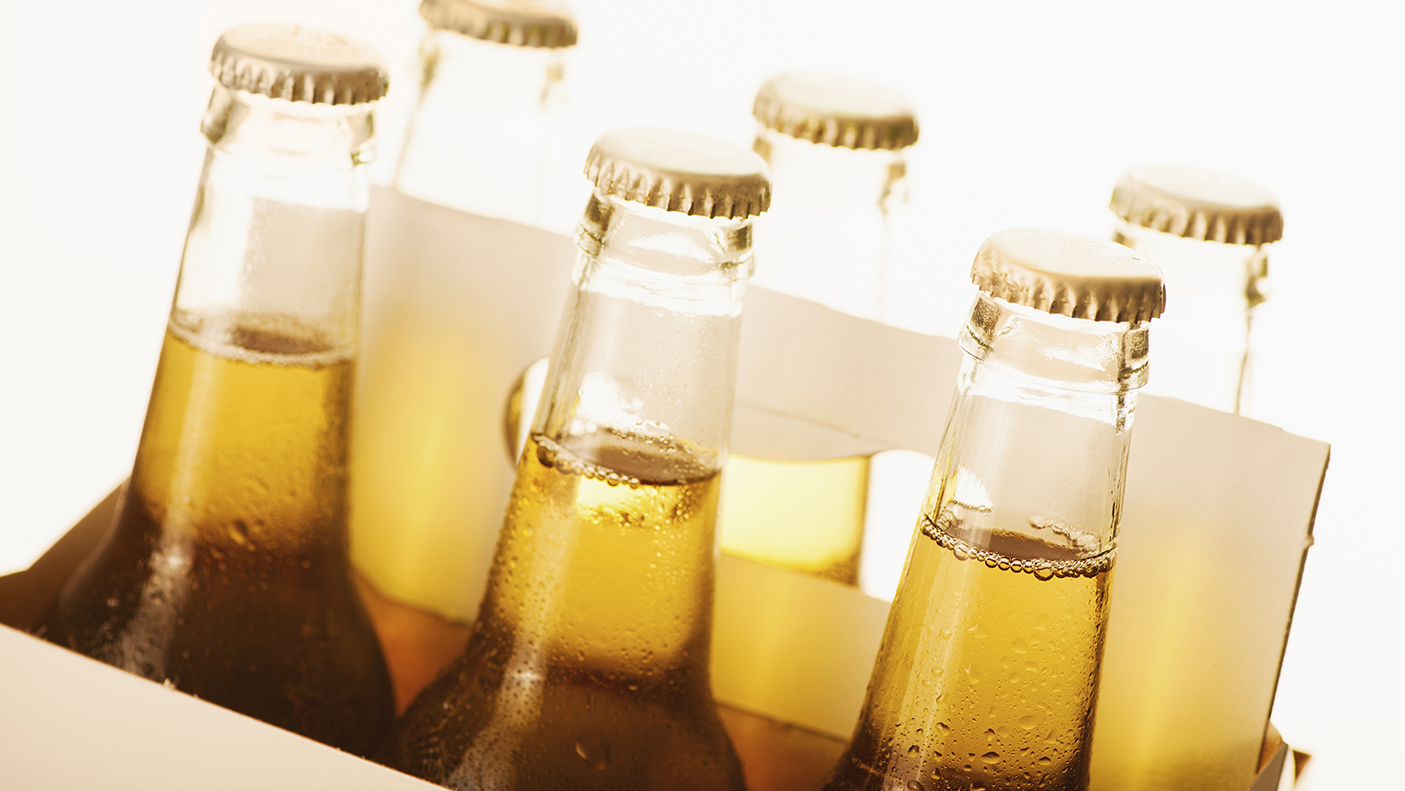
[1,0,1401,786]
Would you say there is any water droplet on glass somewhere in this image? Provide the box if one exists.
[908,744,920,756]
[981,752,1000,763]
[1037,756,1052,766]
[906,781,925,791]
[575,732,611,770]
[228,520,251,545]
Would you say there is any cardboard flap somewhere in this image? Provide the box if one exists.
[0,624,439,790]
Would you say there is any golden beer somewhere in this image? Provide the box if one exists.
[825,513,1112,791]
[383,431,743,789]
[505,358,874,587]
[45,315,393,754]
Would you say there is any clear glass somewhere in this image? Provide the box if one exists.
[394,29,569,229]
[1114,218,1268,414]
[751,127,907,319]
[824,293,1148,791]
[380,189,752,791]
[40,84,392,755]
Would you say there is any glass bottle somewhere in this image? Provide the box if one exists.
[394,0,577,229]
[380,128,768,791]
[41,25,394,756]
[713,72,917,589]
[1110,166,1281,414]
[749,71,917,320]
[823,229,1165,791]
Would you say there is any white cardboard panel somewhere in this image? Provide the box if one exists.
[0,624,439,791]
[712,553,890,739]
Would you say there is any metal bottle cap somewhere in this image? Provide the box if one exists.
[1111,166,1283,246]
[210,24,389,105]
[972,228,1166,323]
[420,0,578,48]
[752,72,919,151]
[584,128,772,220]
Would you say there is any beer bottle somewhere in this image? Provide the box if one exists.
[749,71,918,319]
[1110,166,1281,414]
[822,229,1165,791]
[41,26,394,755]
[394,0,578,229]
[712,73,917,589]
[380,127,768,791]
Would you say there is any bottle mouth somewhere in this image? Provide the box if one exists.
[201,84,378,167]
[576,191,755,284]
[959,292,1151,394]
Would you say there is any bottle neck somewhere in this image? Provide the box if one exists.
[754,128,906,211]
[532,191,753,464]
[202,84,377,167]
[1113,218,1266,413]
[416,29,565,109]
[750,128,907,318]
[394,30,566,223]
[175,87,373,351]
[930,294,1148,561]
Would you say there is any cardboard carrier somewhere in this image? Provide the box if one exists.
[0,190,1326,791]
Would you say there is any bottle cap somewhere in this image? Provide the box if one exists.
[1111,166,1283,246]
[210,25,388,105]
[752,72,918,151]
[420,0,578,48]
[584,128,771,220]
[972,228,1165,323]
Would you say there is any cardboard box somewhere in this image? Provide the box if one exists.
[0,493,1290,791]
[0,189,1323,789]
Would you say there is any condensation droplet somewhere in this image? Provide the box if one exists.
[982,751,1000,764]
[1019,715,1038,729]
[906,780,925,791]
[908,744,920,756]
[228,520,251,545]
[575,732,611,770]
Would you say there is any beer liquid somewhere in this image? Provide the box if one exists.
[44,316,393,755]
[719,453,869,585]
[824,513,1113,791]
[383,432,745,791]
